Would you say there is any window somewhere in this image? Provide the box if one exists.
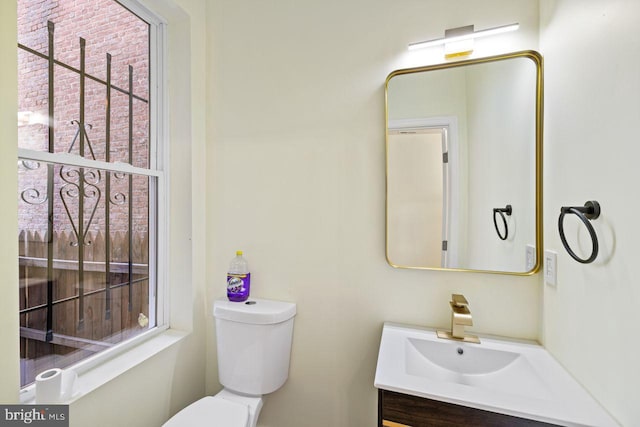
[17,0,165,388]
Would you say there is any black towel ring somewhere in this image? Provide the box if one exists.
[493,205,512,241]
[558,200,601,264]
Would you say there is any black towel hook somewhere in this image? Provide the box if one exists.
[558,200,601,264]
[493,205,512,241]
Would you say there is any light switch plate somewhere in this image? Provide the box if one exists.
[544,250,557,286]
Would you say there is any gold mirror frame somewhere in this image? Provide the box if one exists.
[385,50,543,275]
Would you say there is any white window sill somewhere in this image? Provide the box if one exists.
[20,328,189,404]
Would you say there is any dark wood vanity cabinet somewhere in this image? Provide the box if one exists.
[378,389,560,427]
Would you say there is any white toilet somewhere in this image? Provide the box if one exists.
[163,298,296,427]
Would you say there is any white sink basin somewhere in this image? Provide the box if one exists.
[375,323,618,427]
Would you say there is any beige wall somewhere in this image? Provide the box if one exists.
[205,1,541,426]
[1,0,208,425]
[0,0,20,405]
[540,1,640,425]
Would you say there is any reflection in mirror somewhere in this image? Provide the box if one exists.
[385,51,542,274]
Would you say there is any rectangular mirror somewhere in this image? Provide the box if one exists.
[385,51,543,274]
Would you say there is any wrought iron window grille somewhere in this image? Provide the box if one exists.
[18,18,152,367]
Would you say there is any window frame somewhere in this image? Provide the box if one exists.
[17,0,170,395]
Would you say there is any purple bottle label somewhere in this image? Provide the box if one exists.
[227,272,250,302]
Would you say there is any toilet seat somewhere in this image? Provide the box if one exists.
[163,396,249,427]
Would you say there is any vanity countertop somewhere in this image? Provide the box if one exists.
[374,322,619,427]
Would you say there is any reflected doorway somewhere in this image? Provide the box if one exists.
[387,119,459,268]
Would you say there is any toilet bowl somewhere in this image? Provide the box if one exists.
[162,389,263,427]
[162,298,296,427]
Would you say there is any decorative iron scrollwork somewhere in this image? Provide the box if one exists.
[109,189,127,205]
[19,160,48,205]
[21,160,41,170]
[59,165,101,247]
[68,120,95,157]
[20,187,48,205]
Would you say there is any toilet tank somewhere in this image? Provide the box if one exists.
[214,298,296,395]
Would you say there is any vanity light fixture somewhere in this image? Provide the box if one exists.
[408,23,519,58]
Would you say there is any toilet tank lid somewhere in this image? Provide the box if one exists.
[214,298,296,325]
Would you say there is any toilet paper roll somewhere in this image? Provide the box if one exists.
[35,368,62,403]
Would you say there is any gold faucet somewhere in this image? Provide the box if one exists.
[437,294,480,344]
